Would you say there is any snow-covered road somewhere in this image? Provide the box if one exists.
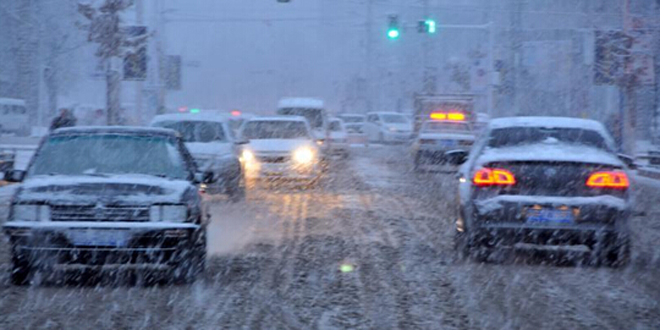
[0,145,658,329]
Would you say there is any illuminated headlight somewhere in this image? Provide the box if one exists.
[241,150,255,163]
[150,205,188,222]
[293,147,315,164]
[11,204,50,222]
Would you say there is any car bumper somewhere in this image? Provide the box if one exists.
[244,162,320,180]
[3,221,201,266]
[468,196,630,247]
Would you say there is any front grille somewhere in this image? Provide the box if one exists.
[51,205,150,222]
[257,155,289,163]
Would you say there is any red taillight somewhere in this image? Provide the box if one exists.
[473,168,516,186]
[586,171,629,189]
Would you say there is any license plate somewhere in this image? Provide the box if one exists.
[526,209,574,225]
[68,230,128,247]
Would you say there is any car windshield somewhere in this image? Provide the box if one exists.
[278,108,323,128]
[329,121,343,132]
[488,127,610,150]
[422,122,471,132]
[381,114,408,123]
[340,116,364,123]
[153,120,226,142]
[28,134,189,179]
[241,121,310,139]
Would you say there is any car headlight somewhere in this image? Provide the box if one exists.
[241,150,255,163]
[293,147,315,164]
[150,205,188,222]
[11,204,50,222]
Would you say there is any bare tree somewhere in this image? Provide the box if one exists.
[77,0,137,125]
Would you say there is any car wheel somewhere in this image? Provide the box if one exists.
[414,153,425,173]
[454,231,471,261]
[172,232,206,284]
[604,237,631,268]
[10,251,32,286]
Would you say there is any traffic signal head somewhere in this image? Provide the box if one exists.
[419,19,437,34]
[387,15,400,39]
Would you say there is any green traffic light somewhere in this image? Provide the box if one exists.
[387,29,400,39]
[425,19,436,34]
[190,108,200,113]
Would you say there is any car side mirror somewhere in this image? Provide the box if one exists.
[4,169,25,183]
[445,150,468,166]
[617,153,637,170]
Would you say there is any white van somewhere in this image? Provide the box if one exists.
[0,98,29,135]
[276,98,329,142]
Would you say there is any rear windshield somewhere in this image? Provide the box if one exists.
[278,108,324,128]
[241,121,310,140]
[153,120,226,143]
[488,127,609,150]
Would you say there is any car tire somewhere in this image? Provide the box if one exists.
[414,153,424,173]
[454,231,471,260]
[10,251,32,286]
[171,231,206,284]
[604,237,631,268]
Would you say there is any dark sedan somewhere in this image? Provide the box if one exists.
[3,127,211,285]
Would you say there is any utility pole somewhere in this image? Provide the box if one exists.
[135,0,144,120]
[621,0,635,153]
[365,0,374,112]
[421,0,434,94]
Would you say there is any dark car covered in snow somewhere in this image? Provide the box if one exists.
[455,117,632,266]
[2,127,211,284]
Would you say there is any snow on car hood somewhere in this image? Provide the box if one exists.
[476,143,622,167]
[246,139,314,153]
[15,174,192,204]
[418,132,475,140]
[185,142,233,157]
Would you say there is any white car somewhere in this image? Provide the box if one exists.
[276,98,330,155]
[150,113,244,201]
[412,116,475,171]
[328,118,349,158]
[238,116,322,182]
[337,113,368,145]
[364,112,413,143]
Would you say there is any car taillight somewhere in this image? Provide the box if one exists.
[586,171,629,189]
[473,168,516,186]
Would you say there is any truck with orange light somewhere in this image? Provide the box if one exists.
[411,111,476,172]
[454,117,633,266]
[412,94,475,134]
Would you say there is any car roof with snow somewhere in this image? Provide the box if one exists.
[247,116,308,123]
[277,98,324,109]
[53,126,178,137]
[368,112,407,116]
[489,116,606,132]
[150,113,230,125]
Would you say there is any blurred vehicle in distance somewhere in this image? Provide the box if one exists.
[337,113,368,146]
[328,118,349,158]
[364,112,413,144]
[151,113,245,201]
[411,111,475,172]
[0,98,29,136]
[2,126,211,285]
